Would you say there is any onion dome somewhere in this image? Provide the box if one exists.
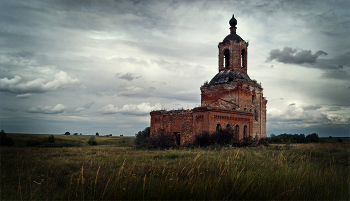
[229,14,237,27]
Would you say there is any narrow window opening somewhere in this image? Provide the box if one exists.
[226,124,232,131]
[252,95,255,104]
[235,125,239,139]
[224,49,230,68]
[255,110,258,121]
[241,49,246,68]
[243,125,247,138]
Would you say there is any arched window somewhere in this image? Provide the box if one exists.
[255,110,258,121]
[224,49,230,68]
[241,49,245,68]
[226,124,232,131]
[243,125,247,138]
[235,125,239,139]
[216,124,222,131]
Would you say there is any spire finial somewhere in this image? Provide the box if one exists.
[229,14,237,27]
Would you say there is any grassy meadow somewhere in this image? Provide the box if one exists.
[1,134,349,200]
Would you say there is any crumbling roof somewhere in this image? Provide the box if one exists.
[209,70,252,85]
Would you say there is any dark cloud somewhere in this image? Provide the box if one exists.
[76,102,95,112]
[2,107,18,112]
[16,93,32,98]
[302,105,322,111]
[27,104,66,114]
[321,69,350,80]
[267,47,328,64]
[115,72,141,81]
[326,106,342,111]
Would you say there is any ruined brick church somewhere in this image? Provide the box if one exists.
[150,14,267,145]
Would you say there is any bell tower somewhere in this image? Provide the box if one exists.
[218,14,248,74]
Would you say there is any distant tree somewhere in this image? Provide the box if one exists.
[96,132,99,136]
[88,135,97,145]
[0,129,14,146]
[64,132,70,135]
[48,135,55,143]
[120,135,123,136]
[337,138,343,143]
[306,133,319,143]
[135,127,150,147]
[329,136,333,139]
[80,133,82,135]
[73,133,78,135]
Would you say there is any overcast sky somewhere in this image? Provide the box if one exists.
[1,0,349,137]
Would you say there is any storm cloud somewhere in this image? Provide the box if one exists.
[0,0,349,136]
[0,71,80,94]
[267,47,328,64]
[28,104,66,114]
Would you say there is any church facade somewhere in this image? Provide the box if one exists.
[150,14,267,145]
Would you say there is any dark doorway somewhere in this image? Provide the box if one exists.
[175,132,181,145]
[216,124,222,131]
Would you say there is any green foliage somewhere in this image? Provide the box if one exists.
[134,127,150,147]
[329,136,333,139]
[26,140,41,147]
[268,133,319,144]
[337,138,343,143]
[48,135,55,143]
[306,133,319,143]
[201,80,210,87]
[194,131,214,147]
[194,129,234,147]
[148,128,174,149]
[259,137,269,146]
[88,135,97,146]
[240,136,256,147]
[64,132,70,135]
[0,130,14,146]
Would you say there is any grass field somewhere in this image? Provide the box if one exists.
[5,133,135,147]
[1,134,349,200]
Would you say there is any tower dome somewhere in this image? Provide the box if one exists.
[229,14,237,27]
[223,14,243,42]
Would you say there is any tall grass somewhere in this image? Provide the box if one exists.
[1,143,349,200]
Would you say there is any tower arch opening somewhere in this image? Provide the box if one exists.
[224,49,230,68]
[241,49,246,68]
